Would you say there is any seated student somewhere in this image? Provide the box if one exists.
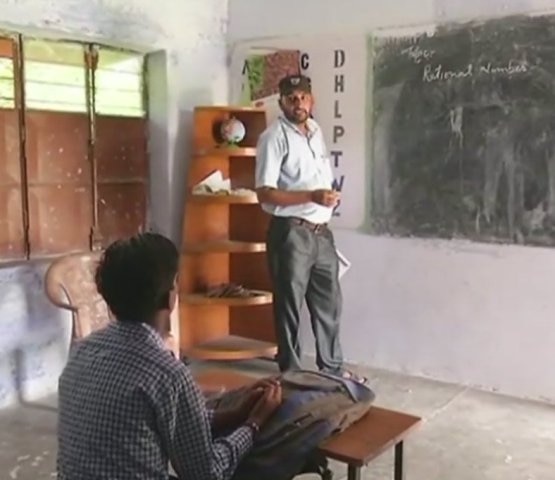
[56,232,281,480]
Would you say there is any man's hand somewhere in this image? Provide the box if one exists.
[210,377,280,432]
[234,387,265,419]
[249,376,280,392]
[232,377,280,422]
[247,382,282,427]
[311,189,340,207]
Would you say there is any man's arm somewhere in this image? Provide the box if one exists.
[255,130,314,207]
[204,406,240,434]
[256,186,314,206]
[157,366,254,480]
[210,408,244,433]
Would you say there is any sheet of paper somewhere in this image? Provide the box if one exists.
[336,249,351,279]
[195,170,230,191]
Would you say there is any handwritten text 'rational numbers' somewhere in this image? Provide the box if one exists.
[422,61,528,82]
[398,43,529,81]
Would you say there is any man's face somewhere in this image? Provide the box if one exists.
[279,89,313,124]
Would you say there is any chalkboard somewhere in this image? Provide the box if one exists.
[371,15,555,246]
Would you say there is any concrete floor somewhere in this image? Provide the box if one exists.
[1,359,554,480]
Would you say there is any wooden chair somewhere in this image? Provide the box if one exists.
[194,370,422,480]
[44,251,180,357]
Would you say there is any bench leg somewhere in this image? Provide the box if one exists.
[394,441,405,480]
[347,464,362,480]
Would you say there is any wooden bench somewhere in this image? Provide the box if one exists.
[194,370,422,480]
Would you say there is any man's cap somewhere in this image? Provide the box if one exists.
[278,74,312,95]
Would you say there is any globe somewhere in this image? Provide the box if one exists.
[220,117,246,145]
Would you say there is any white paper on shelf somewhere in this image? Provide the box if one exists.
[195,170,231,191]
[337,249,351,280]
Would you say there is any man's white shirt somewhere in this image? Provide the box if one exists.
[255,116,335,225]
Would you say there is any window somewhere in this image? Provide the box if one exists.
[0,34,148,261]
[0,39,15,109]
[24,40,87,112]
[95,48,144,117]
[0,37,24,260]
[94,47,147,247]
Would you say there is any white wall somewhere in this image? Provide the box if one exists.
[0,0,229,409]
[229,0,555,403]
[229,0,555,42]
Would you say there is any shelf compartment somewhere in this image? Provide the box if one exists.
[185,334,277,360]
[188,193,258,204]
[183,240,266,254]
[184,290,272,306]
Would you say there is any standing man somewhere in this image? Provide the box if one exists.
[255,74,366,384]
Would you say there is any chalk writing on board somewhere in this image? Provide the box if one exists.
[371,14,555,246]
[422,63,473,82]
[479,61,528,75]
[400,45,435,64]
[422,60,528,82]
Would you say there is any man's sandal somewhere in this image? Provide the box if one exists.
[338,370,368,385]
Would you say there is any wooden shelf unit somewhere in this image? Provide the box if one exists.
[183,240,266,254]
[179,106,277,361]
[184,290,273,306]
[188,192,259,204]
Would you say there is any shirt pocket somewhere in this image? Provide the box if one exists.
[280,154,303,183]
[313,149,333,186]
[309,140,331,173]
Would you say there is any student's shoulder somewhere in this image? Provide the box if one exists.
[152,354,200,399]
[67,326,108,354]
[149,349,193,381]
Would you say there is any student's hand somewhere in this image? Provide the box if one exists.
[247,382,282,427]
[210,387,267,432]
[230,377,280,423]
[311,189,340,207]
[249,376,280,392]
[234,387,266,421]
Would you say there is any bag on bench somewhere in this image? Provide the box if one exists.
[207,369,376,480]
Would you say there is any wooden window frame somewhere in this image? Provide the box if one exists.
[0,32,149,263]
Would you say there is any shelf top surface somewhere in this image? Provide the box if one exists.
[188,192,258,204]
[193,146,257,157]
[186,335,277,360]
[183,290,272,305]
[194,105,266,113]
[183,240,266,253]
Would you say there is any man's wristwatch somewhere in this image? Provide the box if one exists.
[244,420,260,437]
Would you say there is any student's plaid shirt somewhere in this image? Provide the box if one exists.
[57,321,254,479]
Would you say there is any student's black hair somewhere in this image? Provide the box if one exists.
[95,232,179,324]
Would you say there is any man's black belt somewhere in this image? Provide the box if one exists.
[275,216,328,233]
